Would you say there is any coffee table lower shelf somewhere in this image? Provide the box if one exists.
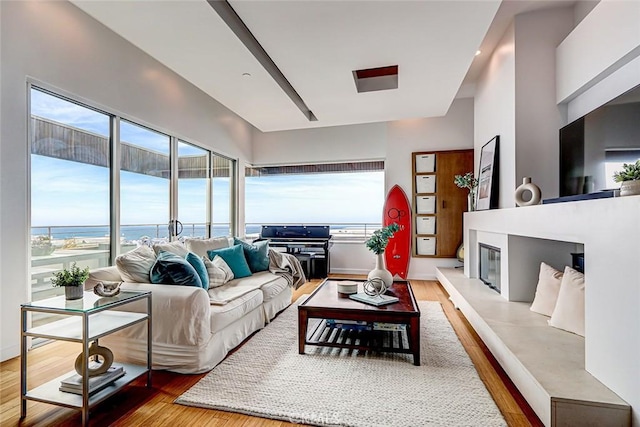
[304,319,414,357]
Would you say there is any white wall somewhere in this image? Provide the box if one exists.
[252,99,475,279]
[514,8,573,200]
[0,1,255,361]
[386,99,475,278]
[556,0,640,104]
[474,23,516,208]
[251,122,387,165]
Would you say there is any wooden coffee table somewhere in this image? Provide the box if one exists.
[298,279,421,365]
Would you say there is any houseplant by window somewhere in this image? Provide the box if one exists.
[365,223,399,288]
[613,160,640,196]
[51,262,90,300]
[454,172,478,211]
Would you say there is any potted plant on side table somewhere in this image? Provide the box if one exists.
[613,160,640,196]
[52,262,90,300]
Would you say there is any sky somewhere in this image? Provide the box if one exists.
[30,88,383,230]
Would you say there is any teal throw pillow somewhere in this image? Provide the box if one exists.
[233,238,270,273]
[150,251,203,288]
[207,244,252,279]
[185,252,210,290]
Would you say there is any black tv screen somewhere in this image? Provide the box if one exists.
[560,84,640,197]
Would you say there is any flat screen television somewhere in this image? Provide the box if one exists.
[560,84,640,196]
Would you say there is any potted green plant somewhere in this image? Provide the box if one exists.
[51,262,90,300]
[613,160,640,196]
[365,223,400,289]
[454,172,478,211]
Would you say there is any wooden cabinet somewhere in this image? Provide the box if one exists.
[412,149,473,258]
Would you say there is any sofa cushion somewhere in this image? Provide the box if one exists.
[549,266,585,336]
[254,271,290,302]
[234,238,270,273]
[207,244,252,279]
[185,237,229,258]
[150,251,202,288]
[530,262,563,317]
[204,255,234,288]
[186,252,210,290]
[209,289,263,334]
[115,245,156,283]
[152,241,189,257]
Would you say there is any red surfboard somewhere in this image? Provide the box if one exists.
[383,185,411,279]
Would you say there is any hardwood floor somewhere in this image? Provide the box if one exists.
[0,278,543,426]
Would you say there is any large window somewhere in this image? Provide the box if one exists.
[29,86,236,307]
[212,154,234,237]
[178,140,210,238]
[30,88,111,301]
[120,121,171,251]
[245,162,384,239]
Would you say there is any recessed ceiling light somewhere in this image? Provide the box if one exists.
[475,50,482,56]
[242,72,252,77]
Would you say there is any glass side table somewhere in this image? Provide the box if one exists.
[20,290,152,426]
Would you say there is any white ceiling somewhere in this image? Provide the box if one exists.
[70,1,569,133]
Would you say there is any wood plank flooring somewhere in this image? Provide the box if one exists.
[0,278,543,426]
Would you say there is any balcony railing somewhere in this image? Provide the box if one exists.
[30,222,380,299]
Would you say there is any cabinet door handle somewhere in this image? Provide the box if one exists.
[442,200,446,209]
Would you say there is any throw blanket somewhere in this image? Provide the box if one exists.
[268,250,307,289]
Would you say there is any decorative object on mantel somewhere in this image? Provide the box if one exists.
[454,172,478,211]
[51,262,90,300]
[613,160,640,196]
[74,341,114,376]
[514,177,542,206]
[365,223,400,288]
[476,136,500,210]
[93,280,123,297]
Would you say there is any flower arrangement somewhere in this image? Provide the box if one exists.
[454,172,479,211]
[613,160,640,182]
[365,223,400,255]
[454,172,478,190]
[51,262,90,287]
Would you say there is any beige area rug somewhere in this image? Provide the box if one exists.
[176,299,506,427]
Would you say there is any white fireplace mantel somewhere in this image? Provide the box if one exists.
[463,196,640,425]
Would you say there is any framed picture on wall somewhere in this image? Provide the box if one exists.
[476,136,499,210]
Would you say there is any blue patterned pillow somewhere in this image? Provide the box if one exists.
[233,238,270,273]
[150,251,203,287]
[185,252,210,290]
[207,244,252,279]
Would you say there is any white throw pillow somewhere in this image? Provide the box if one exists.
[203,255,234,288]
[530,262,564,316]
[115,245,156,283]
[549,266,585,336]
[184,237,229,258]
[152,241,189,257]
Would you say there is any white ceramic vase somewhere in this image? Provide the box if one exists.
[619,180,640,197]
[514,177,541,206]
[367,253,393,289]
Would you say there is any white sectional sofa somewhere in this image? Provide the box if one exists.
[86,238,304,374]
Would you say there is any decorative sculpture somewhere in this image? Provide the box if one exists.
[74,341,114,377]
[515,177,542,206]
[93,281,122,297]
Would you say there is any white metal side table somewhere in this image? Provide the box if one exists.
[20,290,152,426]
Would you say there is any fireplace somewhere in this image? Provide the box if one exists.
[479,243,501,293]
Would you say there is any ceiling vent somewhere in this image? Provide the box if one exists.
[353,65,398,93]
